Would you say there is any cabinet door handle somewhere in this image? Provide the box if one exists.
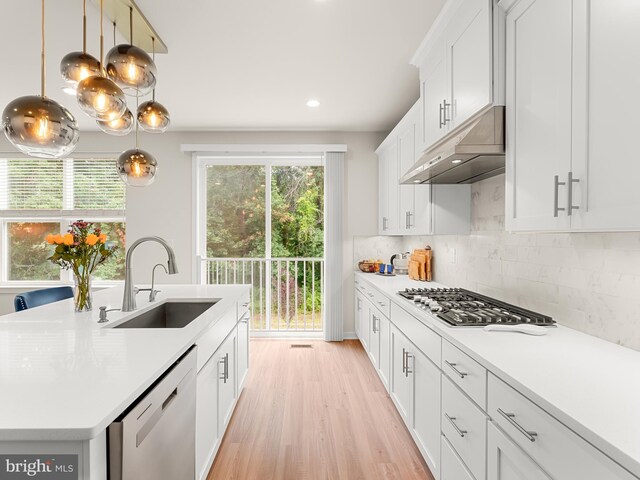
[444,360,468,378]
[439,102,444,129]
[553,175,566,217]
[567,171,580,215]
[382,217,388,231]
[407,211,413,228]
[497,408,538,442]
[372,315,377,333]
[220,353,229,383]
[445,413,467,437]
[377,301,386,307]
[443,99,451,124]
[401,348,407,373]
[405,352,413,377]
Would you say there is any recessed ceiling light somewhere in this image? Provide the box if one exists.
[413,180,421,183]
[452,159,463,164]
[306,99,320,108]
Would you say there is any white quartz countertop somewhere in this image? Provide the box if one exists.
[0,284,249,442]
[356,272,640,478]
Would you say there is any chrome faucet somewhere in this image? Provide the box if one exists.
[122,236,178,312]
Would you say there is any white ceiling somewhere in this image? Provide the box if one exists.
[0,0,445,132]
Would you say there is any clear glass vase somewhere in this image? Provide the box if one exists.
[74,273,93,312]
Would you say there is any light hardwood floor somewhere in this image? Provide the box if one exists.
[207,339,434,480]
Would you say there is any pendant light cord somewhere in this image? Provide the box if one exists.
[129,7,133,44]
[99,0,104,73]
[135,92,139,148]
[41,0,45,97]
[151,37,156,102]
[82,0,87,53]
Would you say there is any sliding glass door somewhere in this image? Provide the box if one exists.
[197,157,325,335]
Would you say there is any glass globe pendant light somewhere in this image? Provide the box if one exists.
[97,108,134,136]
[59,0,100,95]
[2,0,79,159]
[137,38,170,133]
[117,96,157,186]
[76,0,126,121]
[106,7,157,96]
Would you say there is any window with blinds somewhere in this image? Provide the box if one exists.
[0,158,126,283]
[0,157,125,212]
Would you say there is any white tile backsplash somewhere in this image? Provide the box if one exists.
[394,174,640,351]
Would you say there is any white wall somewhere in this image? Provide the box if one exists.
[355,174,640,352]
[0,131,384,336]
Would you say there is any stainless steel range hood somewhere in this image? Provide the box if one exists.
[400,106,505,185]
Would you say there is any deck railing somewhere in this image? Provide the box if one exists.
[198,257,324,333]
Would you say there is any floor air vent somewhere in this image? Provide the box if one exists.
[290,344,313,349]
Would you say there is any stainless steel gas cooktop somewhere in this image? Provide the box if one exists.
[398,287,555,327]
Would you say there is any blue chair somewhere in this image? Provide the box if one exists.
[14,286,74,312]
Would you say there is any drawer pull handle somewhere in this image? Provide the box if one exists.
[367,293,374,298]
[497,408,538,442]
[444,360,468,379]
[377,301,386,307]
[444,413,467,437]
[402,348,407,374]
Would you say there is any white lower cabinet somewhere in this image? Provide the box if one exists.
[412,348,441,478]
[217,330,237,433]
[196,300,249,480]
[442,375,487,480]
[390,325,414,423]
[196,352,220,480]
[487,422,551,480]
[442,434,476,480]
[368,308,381,368]
[378,313,390,389]
[488,373,636,480]
[237,314,249,392]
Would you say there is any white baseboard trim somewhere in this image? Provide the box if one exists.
[343,331,357,340]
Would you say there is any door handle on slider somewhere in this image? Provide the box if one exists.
[497,408,538,442]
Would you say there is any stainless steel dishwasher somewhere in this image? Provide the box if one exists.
[108,346,197,480]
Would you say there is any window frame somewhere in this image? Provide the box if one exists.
[0,155,126,286]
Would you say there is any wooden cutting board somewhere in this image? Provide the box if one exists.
[410,247,432,281]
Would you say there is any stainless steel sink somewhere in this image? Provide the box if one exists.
[114,301,218,329]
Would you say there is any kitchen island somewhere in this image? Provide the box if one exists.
[0,284,250,479]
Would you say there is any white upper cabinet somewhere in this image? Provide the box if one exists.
[504,0,573,231]
[412,0,501,154]
[419,40,450,152]
[503,0,640,232]
[377,102,471,236]
[447,0,493,129]
[570,0,640,231]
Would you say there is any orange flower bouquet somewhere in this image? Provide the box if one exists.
[46,220,118,312]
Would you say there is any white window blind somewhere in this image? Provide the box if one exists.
[0,157,125,214]
[0,157,127,283]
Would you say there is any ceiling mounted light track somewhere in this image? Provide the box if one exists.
[76,0,127,121]
[60,0,101,95]
[2,0,79,158]
[106,6,157,96]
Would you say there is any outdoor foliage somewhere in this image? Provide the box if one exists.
[207,164,324,327]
